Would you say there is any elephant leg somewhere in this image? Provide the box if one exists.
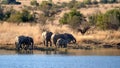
[24,45,29,50]
[43,40,45,46]
[64,44,67,48]
[45,41,48,47]
[16,44,21,51]
[16,44,20,51]
[29,44,33,50]
[50,40,52,47]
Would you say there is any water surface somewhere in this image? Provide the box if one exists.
[0,55,120,68]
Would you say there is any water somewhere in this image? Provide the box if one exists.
[0,55,120,68]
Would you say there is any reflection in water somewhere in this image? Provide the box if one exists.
[16,50,33,54]
[45,50,68,55]
[0,48,120,55]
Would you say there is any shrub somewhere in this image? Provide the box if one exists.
[39,1,52,10]
[7,9,34,23]
[0,6,4,20]
[89,9,120,30]
[108,0,117,3]
[30,0,39,6]
[21,9,34,22]
[100,0,108,3]
[83,0,92,5]
[92,0,98,4]
[7,12,22,23]
[1,0,21,4]
[59,9,84,29]
[1,0,9,4]
[67,0,77,8]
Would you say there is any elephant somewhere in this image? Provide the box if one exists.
[42,31,53,47]
[51,33,76,46]
[56,38,68,48]
[63,33,76,44]
[15,35,34,51]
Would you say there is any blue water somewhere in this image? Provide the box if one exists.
[0,55,120,68]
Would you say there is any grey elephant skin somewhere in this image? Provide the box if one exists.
[56,38,68,48]
[51,33,76,46]
[42,31,53,47]
[15,36,34,50]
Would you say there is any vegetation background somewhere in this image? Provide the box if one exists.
[0,0,120,49]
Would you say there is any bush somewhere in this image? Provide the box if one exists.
[30,0,39,6]
[21,9,34,22]
[100,0,117,3]
[67,0,77,8]
[7,12,22,23]
[89,9,120,30]
[83,0,92,5]
[108,0,116,3]
[92,0,98,4]
[7,9,34,23]
[1,0,21,4]
[59,9,84,29]
[100,0,108,3]
[0,6,4,21]
[1,0,9,4]
[39,1,52,10]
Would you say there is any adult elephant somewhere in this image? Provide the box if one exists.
[63,33,76,44]
[51,34,65,46]
[51,33,76,46]
[42,31,53,47]
[15,35,34,51]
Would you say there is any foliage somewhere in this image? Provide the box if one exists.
[100,0,117,3]
[0,6,4,21]
[39,1,52,11]
[1,0,9,4]
[108,0,117,3]
[59,9,84,29]
[7,12,22,23]
[92,0,98,4]
[83,0,92,5]
[89,9,120,30]
[100,0,108,3]
[7,9,34,23]
[1,0,21,4]
[30,0,39,6]
[39,1,57,17]
[67,0,77,8]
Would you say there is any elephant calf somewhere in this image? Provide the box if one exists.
[15,35,34,50]
[42,31,53,47]
[56,38,68,48]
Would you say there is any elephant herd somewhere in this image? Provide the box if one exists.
[42,31,76,48]
[15,31,76,51]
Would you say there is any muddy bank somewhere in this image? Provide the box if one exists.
[0,43,120,55]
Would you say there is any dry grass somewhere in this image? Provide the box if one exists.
[0,22,120,45]
[0,0,120,45]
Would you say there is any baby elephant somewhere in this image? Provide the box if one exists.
[56,38,68,48]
